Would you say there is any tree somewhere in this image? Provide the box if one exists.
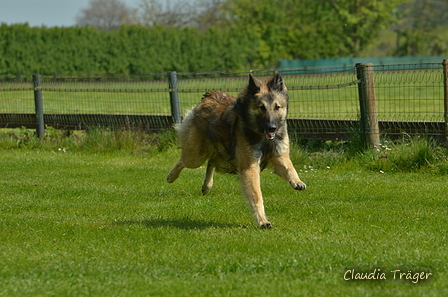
[137,0,224,30]
[138,0,190,28]
[394,0,448,56]
[328,0,407,56]
[221,0,347,66]
[76,0,138,31]
[190,0,226,32]
[221,0,293,68]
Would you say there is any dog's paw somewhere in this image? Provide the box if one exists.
[258,221,272,229]
[166,173,175,183]
[291,181,306,190]
[201,185,211,195]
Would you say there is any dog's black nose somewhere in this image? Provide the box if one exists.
[266,125,277,132]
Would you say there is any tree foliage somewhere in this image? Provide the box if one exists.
[1,0,445,75]
[394,0,448,56]
[217,0,408,67]
[327,0,405,56]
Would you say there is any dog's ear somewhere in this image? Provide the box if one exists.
[248,73,262,95]
[267,71,287,94]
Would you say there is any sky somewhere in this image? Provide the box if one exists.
[0,0,141,27]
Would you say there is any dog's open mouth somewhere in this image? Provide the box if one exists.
[265,131,276,141]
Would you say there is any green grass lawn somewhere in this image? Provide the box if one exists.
[1,146,446,296]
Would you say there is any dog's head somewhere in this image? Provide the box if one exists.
[234,71,289,141]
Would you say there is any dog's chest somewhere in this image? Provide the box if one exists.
[254,141,277,170]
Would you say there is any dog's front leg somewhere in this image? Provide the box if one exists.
[238,162,271,228]
[271,155,306,190]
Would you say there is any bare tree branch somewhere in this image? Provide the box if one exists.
[137,0,225,30]
[76,0,138,31]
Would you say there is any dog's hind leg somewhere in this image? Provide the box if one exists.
[202,161,215,195]
[167,126,211,184]
[166,159,185,183]
[167,148,209,183]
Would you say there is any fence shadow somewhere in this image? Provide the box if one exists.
[112,217,243,230]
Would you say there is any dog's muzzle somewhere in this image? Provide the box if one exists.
[264,125,277,141]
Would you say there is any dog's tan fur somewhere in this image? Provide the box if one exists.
[167,72,306,228]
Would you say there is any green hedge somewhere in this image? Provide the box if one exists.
[0,24,254,75]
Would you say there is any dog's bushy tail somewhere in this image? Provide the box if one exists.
[174,107,195,146]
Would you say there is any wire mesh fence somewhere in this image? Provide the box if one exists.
[374,64,444,122]
[1,60,447,144]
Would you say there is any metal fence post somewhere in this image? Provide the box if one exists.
[33,74,45,138]
[443,59,448,146]
[356,63,380,148]
[168,71,181,124]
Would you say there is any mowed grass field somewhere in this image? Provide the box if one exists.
[0,69,445,121]
[1,144,447,296]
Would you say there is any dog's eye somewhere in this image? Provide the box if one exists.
[274,105,281,110]
[259,105,267,112]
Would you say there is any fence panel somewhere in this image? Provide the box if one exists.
[282,67,361,141]
[43,74,172,130]
[374,64,444,122]
[373,63,445,142]
[0,74,35,127]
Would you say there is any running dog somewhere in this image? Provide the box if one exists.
[167,72,306,228]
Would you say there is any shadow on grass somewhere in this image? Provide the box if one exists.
[112,217,245,230]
